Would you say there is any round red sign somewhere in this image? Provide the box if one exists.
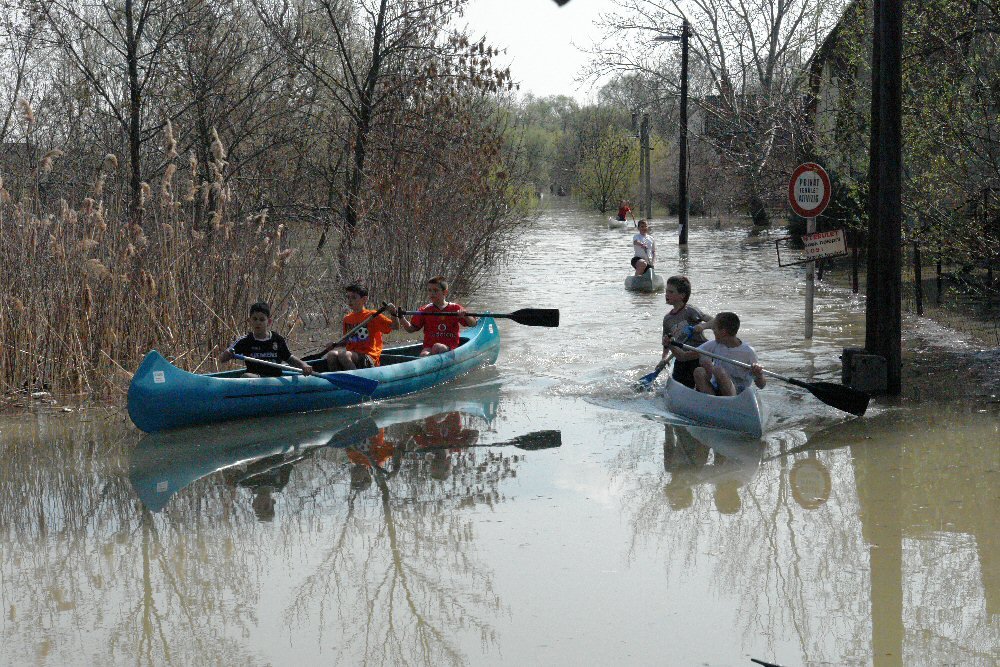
[788,163,831,218]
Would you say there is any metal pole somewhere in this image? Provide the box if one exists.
[805,216,816,339]
[678,19,690,245]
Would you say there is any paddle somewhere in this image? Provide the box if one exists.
[399,307,559,327]
[636,359,670,390]
[316,301,394,356]
[231,353,379,395]
[669,341,871,417]
[636,328,693,390]
[408,429,562,452]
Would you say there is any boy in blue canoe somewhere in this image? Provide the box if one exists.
[219,302,314,377]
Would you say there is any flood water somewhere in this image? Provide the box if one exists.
[2,198,998,666]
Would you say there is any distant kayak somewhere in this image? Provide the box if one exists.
[625,267,665,292]
[608,216,629,229]
[664,377,766,438]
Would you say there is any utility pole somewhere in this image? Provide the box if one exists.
[636,111,645,217]
[678,19,690,245]
[642,113,651,219]
[865,0,903,394]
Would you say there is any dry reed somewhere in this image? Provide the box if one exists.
[0,137,326,399]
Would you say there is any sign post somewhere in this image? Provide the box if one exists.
[788,163,832,339]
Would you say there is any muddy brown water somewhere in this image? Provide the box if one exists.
[2,198,997,665]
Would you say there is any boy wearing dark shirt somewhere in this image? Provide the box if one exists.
[219,302,313,377]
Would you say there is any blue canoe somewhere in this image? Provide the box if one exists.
[127,317,501,433]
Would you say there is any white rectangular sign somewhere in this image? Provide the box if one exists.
[801,229,847,260]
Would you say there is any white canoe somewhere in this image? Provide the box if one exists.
[625,267,665,292]
[664,377,766,438]
[608,216,628,229]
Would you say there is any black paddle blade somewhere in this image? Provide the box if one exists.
[325,418,381,449]
[507,429,562,450]
[794,380,871,417]
[505,308,559,327]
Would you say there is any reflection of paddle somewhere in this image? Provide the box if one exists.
[411,429,562,452]
[324,417,380,448]
[400,308,559,327]
[231,354,379,395]
[669,341,871,417]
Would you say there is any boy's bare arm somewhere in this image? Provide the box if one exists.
[394,306,420,332]
[288,354,314,375]
[459,308,477,326]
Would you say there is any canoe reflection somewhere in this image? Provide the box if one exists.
[662,424,765,513]
[129,383,560,513]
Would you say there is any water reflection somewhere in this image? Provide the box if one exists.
[130,382,560,515]
[619,403,998,664]
[662,425,765,514]
[122,382,560,665]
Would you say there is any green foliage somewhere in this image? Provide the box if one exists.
[576,125,640,213]
[816,0,1000,264]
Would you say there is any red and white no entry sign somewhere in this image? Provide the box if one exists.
[788,163,831,218]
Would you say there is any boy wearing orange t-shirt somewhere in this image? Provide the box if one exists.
[397,276,477,356]
[325,284,400,370]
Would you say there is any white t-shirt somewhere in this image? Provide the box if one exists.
[632,232,656,264]
[697,339,759,391]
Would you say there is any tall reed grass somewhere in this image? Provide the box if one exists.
[0,132,325,399]
[1,95,531,402]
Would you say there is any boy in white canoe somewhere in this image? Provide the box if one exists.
[631,219,656,276]
[689,311,766,396]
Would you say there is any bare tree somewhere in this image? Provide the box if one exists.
[589,0,847,222]
[0,4,41,145]
[159,0,305,223]
[254,0,512,229]
[32,0,186,219]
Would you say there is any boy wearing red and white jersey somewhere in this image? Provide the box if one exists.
[397,276,477,356]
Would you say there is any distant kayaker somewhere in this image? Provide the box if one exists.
[397,276,477,356]
[325,283,400,370]
[616,199,632,222]
[655,275,712,388]
[631,219,656,276]
[219,302,314,377]
[687,312,766,396]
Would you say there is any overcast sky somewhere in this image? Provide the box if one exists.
[461,0,614,102]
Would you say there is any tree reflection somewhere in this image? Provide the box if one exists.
[616,407,998,664]
[2,383,558,665]
[277,410,526,665]
[0,412,264,665]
